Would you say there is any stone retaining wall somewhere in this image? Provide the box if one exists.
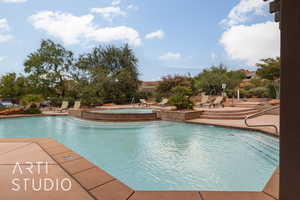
[69,109,157,122]
[157,110,202,122]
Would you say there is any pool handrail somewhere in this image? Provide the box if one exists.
[244,105,280,134]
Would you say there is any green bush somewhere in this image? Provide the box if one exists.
[154,93,163,103]
[81,97,104,106]
[49,97,63,107]
[239,88,251,98]
[169,86,194,110]
[133,91,153,102]
[20,94,44,106]
[23,104,42,114]
[249,87,269,98]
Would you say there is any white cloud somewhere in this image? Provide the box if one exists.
[220,21,280,66]
[221,0,267,27]
[0,0,26,3]
[159,52,181,61]
[128,4,139,11]
[28,11,141,47]
[111,0,121,6]
[91,6,126,22]
[0,18,13,43]
[145,30,165,39]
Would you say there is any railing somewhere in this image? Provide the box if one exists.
[244,105,280,134]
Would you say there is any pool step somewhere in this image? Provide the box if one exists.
[199,109,261,120]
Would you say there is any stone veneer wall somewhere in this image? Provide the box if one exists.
[157,110,202,122]
[68,109,83,118]
[69,109,157,122]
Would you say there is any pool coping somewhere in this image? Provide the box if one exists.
[0,138,279,200]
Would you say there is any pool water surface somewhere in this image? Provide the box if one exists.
[0,116,279,191]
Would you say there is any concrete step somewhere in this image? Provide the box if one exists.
[201,110,259,117]
[200,108,258,114]
[199,115,247,120]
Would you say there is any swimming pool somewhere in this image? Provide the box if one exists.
[0,116,279,191]
[93,109,153,114]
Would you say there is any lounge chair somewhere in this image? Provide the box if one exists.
[73,101,81,110]
[196,95,209,107]
[158,98,168,107]
[210,96,224,108]
[139,99,154,107]
[57,101,69,112]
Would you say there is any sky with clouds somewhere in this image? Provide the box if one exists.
[0,0,280,80]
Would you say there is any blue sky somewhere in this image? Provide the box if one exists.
[0,0,280,81]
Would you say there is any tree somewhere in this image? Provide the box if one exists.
[20,94,44,106]
[75,44,139,104]
[256,57,280,98]
[24,39,75,97]
[156,75,193,97]
[194,64,246,96]
[169,86,194,110]
[0,73,28,100]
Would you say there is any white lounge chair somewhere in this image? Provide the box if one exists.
[73,101,81,110]
[159,98,168,107]
[139,99,154,107]
[196,95,209,107]
[210,96,224,108]
[57,101,69,112]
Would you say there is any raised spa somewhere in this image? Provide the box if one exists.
[69,108,158,121]
[0,116,279,191]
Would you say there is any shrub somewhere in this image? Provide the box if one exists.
[23,104,42,114]
[239,88,251,98]
[81,97,104,106]
[169,86,194,110]
[249,87,269,98]
[133,91,153,102]
[154,93,163,103]
[20,94,44,106]
[157,75,193,97]
[48,97,63,107]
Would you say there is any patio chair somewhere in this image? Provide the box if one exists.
[139,99,154,107]
[158,98,169,107]
[57,101,69,112]
[196,95,209,107]
[73,101,81,110]
[210,96,224,108]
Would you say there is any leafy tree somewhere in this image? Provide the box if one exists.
[194,64,245,96]
[0,73,29,100]
[20,94,44,106]
[76,44,139,104]
[169,86,194,110]
[24,39,75,97]
[256,57,280,98]
[256,57,280,81]
[156,75,193,97]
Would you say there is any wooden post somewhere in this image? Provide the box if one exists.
[280,0,300,199]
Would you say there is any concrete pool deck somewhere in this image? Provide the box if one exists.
[187,114,279,137]
[0,138,279,200]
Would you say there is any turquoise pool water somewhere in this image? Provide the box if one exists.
[0,116,279,191]
[93,109,153,113]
